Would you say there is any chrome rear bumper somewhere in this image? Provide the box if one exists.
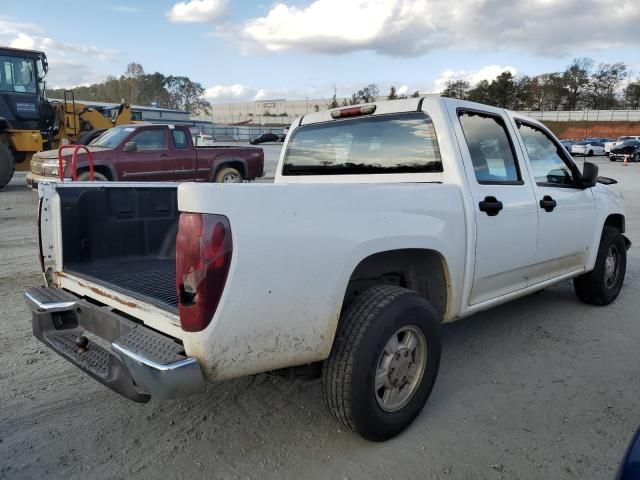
[25,286,205,402]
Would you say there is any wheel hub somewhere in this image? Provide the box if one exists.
[604,245,619,288]
[375,326,427,412]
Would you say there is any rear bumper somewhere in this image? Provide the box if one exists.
[25,286,205,403]
[26,172,58,189]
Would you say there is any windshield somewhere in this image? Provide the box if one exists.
[0,55,36,94]
[90,126,135,148]
[283,112,442,176]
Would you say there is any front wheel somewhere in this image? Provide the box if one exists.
[322,285,442,441]
[588,150,594,156]
[633,152,639,163]
[0,143,16,189]
[574,226,626,305]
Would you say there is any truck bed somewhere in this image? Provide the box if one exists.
[56,185,179,313]
[66,258,177,312]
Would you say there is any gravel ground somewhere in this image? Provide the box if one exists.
[0,156,639,480]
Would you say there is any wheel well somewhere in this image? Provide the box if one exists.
[342,249,449,320]
[76,165,113,180]
[604,213,625,233]
[215,161,245,179]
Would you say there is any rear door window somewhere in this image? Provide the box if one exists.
[282,112,442,175]
[172,129,189,149]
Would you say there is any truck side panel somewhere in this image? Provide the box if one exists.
[177,182,466,380]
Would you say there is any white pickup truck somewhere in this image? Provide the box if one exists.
[26,97,630,441]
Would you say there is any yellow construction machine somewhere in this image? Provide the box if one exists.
[0,46,132,188]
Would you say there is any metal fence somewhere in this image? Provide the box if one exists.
[203,125,284,142]
[514,110,640,122]
[194,110,640,127]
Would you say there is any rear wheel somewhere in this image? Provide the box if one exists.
[322,285,442,441]
[77,170,108,181]
[634,152,639,163]
[0,143,16,189]
[574,226,626,305]
[588,150,594,156]
[215,167,242,183]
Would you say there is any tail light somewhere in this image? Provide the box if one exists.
[176,213,232,332]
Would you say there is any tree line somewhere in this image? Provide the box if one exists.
[46,63,212,114]
[440,58,640,111]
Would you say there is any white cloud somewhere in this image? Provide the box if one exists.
[9,32,35,50]
[1,21,120,88]
[0,16,40,36]
[232,0,640,57]
[205,84,260,102]
[397,85,409,96]
[432,65,518,92]
[167,0,227,23]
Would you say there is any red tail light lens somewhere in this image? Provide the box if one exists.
[176,213,232,332]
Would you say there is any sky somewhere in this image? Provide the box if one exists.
[0,0,639,104]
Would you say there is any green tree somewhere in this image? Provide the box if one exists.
[624,80,640,109]
[441,79,470,100]
[164,75,211,114]
[411,90,420,98]
[387,85,398,100]
[563,58,592,110]
[587,62,627,109]
[357,83,379,103]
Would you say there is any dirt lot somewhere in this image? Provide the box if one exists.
[1,157,639,480]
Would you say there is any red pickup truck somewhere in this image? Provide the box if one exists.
[26,124,264,186]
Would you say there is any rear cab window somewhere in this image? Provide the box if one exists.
[282,112,442,176]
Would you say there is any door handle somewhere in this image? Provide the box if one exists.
[159,153,171,158]
[539,195,557,212]
[478,196,503,216]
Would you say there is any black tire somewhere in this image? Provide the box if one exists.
[77,170,108,181]
[610,156,617,162]
[574,226,626,306]
[588,150,594,157]
[77,129,106,145]
[214,167,243,183]
[322,285,442,441]
[633,152,639,163]
[0,143,16,189]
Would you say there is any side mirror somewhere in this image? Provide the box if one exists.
[123,141,137,152]
[580,161,598,188]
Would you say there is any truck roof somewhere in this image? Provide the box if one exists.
[297,96,533,127]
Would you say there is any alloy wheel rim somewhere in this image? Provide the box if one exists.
[222,172,241,183]
[374,325,427,412]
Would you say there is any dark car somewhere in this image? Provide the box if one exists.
[27,124,264,186]
[250,132,280,145]
[616,428,640,480]
[560,139,575,151]
[610,140,640,162]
